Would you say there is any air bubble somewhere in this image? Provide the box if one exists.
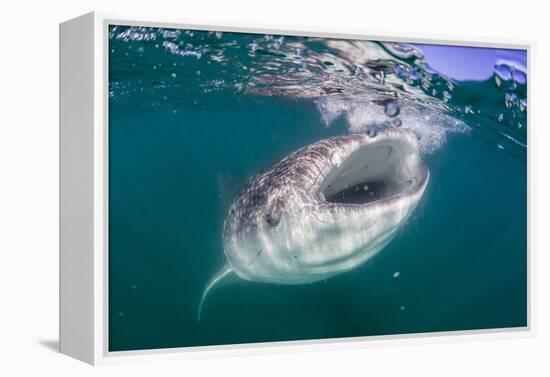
[367,127,378,138]
[494,63,517,90]
[383,42,423,60]
[392,118,402,127]
[520,99,527,111]
[505,93,517,108]
[494,63,512,81]
[512,69,527,85]
[384,100,400,117]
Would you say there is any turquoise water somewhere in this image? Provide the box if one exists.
[108,26,527,351]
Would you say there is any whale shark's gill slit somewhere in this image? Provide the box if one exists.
[312,168,326,190]
[248,248,263,266]
[310,212,329,224]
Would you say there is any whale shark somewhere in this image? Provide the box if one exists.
[198,128,429,320]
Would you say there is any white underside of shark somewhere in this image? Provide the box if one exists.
[199,128,429,320]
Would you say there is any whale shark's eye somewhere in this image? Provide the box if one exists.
[265,212,280,227]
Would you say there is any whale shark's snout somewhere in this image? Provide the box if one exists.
[198,128,429,320]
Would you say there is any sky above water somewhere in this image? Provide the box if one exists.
[414,44,527,81]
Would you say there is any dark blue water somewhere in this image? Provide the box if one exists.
[108,26,527,351]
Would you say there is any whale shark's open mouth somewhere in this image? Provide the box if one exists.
[320,133,427,205]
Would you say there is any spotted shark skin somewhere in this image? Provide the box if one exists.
[198,128,429,320]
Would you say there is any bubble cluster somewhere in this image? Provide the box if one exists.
[384,100,400,117]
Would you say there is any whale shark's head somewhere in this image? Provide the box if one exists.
[222,128,429,284]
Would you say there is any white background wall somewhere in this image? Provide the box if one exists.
[0,0,548,375]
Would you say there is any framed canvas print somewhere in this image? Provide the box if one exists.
[59,12,532,365]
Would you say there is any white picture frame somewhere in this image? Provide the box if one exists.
[59,11,534,365]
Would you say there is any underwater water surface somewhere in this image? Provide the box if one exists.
[108,26,527,351]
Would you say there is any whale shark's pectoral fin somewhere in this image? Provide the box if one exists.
[198,263,236,322]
